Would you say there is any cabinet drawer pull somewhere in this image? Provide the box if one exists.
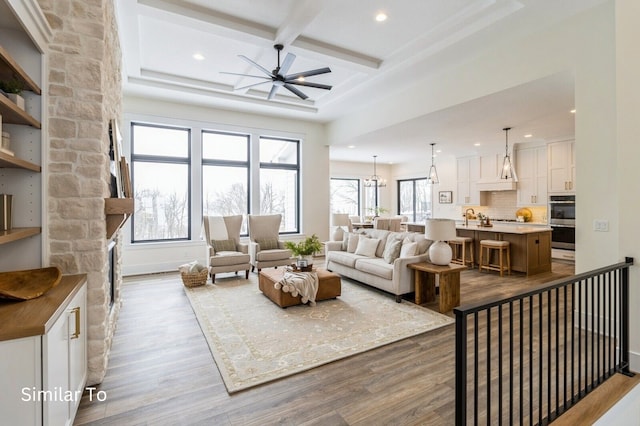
[70,307,81,339]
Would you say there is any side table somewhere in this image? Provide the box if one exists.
[407,262,467,312]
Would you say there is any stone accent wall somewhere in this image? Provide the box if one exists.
[38,0,123,385]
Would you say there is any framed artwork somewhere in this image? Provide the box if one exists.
[439,191,452,204]
[109,119,126,198]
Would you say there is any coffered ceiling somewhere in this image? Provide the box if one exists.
[115,0,605,163]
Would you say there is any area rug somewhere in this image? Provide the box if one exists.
[184,276,454,393]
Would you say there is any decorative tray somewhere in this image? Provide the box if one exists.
[0,267,62,301]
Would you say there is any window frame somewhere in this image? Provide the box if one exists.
[330,177,361,216]
[130,122,192,243]
[258,136,300,234]
[201,130,251,233]
[397,177,430,223]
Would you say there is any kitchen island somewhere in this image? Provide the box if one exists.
[455,224,552,276]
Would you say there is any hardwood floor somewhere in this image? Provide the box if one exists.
[75,261,576,425]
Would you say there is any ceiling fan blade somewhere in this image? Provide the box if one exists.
[286,80,332,90]
[238,55,274,77]
[279,52,296,75]
[283,83,308,100]
[220,71,271,80]
[235,80,272,91]
[268,84,279,100]
[284,67,331,80]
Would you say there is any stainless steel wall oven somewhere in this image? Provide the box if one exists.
[549,195,575,250]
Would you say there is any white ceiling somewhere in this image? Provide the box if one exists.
[115,0,604,164]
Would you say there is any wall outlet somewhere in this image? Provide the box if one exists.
[593,220,609,232]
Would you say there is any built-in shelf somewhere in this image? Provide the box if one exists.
[0,44,41,95]
[0,227,41,245]
[105,198,134,240]
[0,93,40,128]
[0,151,40,172]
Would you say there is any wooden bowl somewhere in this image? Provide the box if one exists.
[0,267,62,301]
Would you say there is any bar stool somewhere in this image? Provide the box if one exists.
[479,240,511,277]
[449,237,474,268]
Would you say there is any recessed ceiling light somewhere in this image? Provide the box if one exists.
[524,134,533,138]
[297,76,305,82]
[570,109,576,113]
[474,143,481,146]
[436,149,442,153]
[347,145,355,149]
[375,12,387,22]
[193,53,205,61]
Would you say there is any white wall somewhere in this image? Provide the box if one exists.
[615,0,640,372]
[121,96,329,275]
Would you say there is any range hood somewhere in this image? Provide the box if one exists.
[476,179,517,191]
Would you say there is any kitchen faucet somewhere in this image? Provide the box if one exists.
[464,208,475,227]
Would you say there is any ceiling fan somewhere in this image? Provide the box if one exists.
[221,44,332,100]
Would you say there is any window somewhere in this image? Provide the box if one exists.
[131,123,190,242]
[259,137,299,233]
[330,178,360,215]
[202,131,249,233]
[398,178,430,222]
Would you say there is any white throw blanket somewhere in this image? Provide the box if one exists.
[274,271,319,306]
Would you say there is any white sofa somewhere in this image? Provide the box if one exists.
[325,229,433,302]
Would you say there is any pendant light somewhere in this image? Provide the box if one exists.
[364,155,386,214]
[364,155,386,188]
[427,143,439,184]
[499,127,518,181]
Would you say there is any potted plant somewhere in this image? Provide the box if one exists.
[0,79,25,110]
[284,234,323,270]
[365,206,388,221]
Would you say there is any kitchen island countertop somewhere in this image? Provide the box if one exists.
[455,224,551,234]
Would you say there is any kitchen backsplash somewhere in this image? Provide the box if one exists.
[461,190,548,223]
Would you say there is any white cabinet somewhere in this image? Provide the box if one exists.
[0,277,87,426]
[43,283,87,426]
[479,154,500,182]
[0,337,42,424]
[456,156,481,205]
[516,145,547,205]
[547,140,575,193]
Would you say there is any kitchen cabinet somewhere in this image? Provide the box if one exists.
[0,275,87,426]
[547,140,575,193]
[0,0,48,271]
[456,156,484,205]
[516,144,547,205]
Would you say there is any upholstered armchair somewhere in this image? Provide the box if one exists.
[247,214,293,272]
[202,215,251,283]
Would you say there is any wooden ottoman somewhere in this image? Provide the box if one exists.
[258,268,341,308]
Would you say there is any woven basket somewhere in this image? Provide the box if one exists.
[181,268,208,287]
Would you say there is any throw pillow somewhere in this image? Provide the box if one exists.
[383,239,402,264]
[415,238,431,255]
[400,241,418,258]
[355,237,380,257]
[347,233,361,253]
[256,237,280,250]
[212,239,236,252]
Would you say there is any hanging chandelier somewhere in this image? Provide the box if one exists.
[427,142,439,184]
[364,155,386,187]
[499,127,518,181]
